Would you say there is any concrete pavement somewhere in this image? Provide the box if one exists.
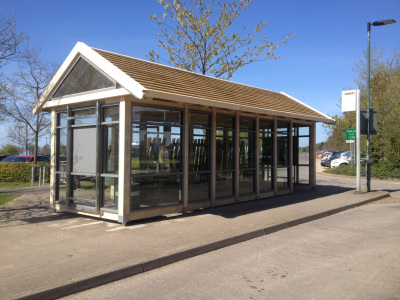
[0,175,397,300]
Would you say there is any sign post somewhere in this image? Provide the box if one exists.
[342,89,361,192]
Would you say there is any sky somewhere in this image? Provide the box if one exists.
[0,0,399,147]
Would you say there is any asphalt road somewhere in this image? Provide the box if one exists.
[62,194,400,300]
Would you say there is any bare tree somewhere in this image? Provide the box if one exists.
[0,47,58,163]
[0,11,28,69]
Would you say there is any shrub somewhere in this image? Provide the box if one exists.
[0,163,50,183]
[325,163,400,180]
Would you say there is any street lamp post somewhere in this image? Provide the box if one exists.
[366,19,396,192]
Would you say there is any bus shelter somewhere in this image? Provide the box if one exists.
[33,42,334,225]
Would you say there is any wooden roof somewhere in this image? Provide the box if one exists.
[93,48,332,123]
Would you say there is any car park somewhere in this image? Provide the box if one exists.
[1,155,50,163]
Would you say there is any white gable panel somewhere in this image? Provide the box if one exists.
[33,42,145,114]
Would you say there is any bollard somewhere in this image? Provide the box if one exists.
[42,166,46,185]
[31,166,34,186]
[39,166,42,186]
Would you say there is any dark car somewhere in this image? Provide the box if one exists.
[321,151,345,167]
[1,155,50,163]
[0,155,11,161]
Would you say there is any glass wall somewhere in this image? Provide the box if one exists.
[131,105,183,209]
[55,112,67,203]
[101,105,119,210]
[293,124,310,185]
[259,119,273,192]
[216,115,235,198]
[189,112,211,202]
[277,122,290,189]
[69,107,98,208]
[239,118,256,195]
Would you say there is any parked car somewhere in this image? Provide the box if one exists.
[1,155,50,163]
[330,157,350,168]
[321,151,345,167]
[0,155,11,161]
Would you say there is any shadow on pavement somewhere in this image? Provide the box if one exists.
[0,184,354,226]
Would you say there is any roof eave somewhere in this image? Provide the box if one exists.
[143,89,335,124]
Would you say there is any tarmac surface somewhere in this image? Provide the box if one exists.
[0,174,398,300]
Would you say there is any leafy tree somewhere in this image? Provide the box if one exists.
[0,47,58,164]
[0,143,20,155]
[324,47,400,164]
[148,0,296,80]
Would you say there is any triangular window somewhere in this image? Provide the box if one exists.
[53,57,115,99]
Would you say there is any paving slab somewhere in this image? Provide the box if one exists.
[0,181,392,300]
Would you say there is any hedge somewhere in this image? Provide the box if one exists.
[0,163,50,183]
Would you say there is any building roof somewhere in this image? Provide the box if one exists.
[34,42,334,124]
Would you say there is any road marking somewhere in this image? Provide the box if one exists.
[62,221,104,230]
[127,224,147,230]
[106,226,125,232]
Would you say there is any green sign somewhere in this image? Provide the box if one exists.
[346,128,356,143]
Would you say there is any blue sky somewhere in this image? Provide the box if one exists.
[1,0,399,146]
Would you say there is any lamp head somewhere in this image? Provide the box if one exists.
[372,19,396,26]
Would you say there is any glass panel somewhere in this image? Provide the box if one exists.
[277,122,289,167]
[216,171,234,198]
[73,108,97,125]
[294,166,309,184]
[239,170,255,194]
[58,112,67,127]
[189,128,209,172]
[103,106,119,122]
[103,124,119,173]
[259,120,273,169]
[190,112,210,127]
[102,177,118,209]
[216,115,234,129]
[277,167,289,188]
[240,118,255,131]
[259,168,272,191]
[55,174,67,203]
[131,175,181,209]
[53,58,114,98]
[298,137,310,165]
[72,127,96,174]
[71,175,96,206]
[216,130,234,170]
[132,106,181,125]
[239,131,255,169]
[189,173,210,202]
[131,124,181,174]
[297,126,310,136]
[56,128,67,172]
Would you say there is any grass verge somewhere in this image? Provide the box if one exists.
[324,163,400,180]
[0,193,22,206]
[0,182,32,189]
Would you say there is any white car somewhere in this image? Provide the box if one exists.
[330,157,349,168]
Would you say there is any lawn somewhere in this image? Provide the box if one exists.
[0,193,21,206]
[0,182,32,189]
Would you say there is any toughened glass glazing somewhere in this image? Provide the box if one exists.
[53,58,115,99]
[102,177,118,209]
[103,106,119,122]
[103,124,119,173]
[131,124,181,174]
[216,171,234,197]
